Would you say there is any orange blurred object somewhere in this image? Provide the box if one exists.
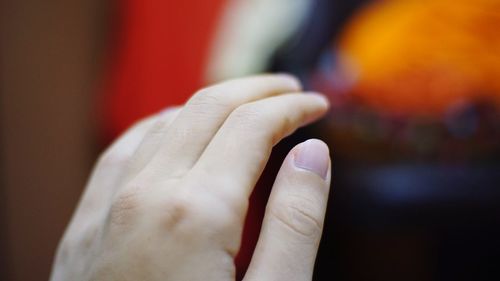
[338,0,500,116]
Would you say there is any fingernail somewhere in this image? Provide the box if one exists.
[305,92,330,107]
[294,139,330,180]
[276,73,302,90]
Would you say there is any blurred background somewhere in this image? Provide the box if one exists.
[1,0,499,280]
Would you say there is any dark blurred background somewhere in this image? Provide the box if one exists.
[1,0,499,280]
[1,0,105,280]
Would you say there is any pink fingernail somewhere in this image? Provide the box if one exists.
[293,139,330,180]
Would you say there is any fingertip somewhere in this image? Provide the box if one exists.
[306,92,330,110]
[275,73,303,91]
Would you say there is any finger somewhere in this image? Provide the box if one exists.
[145,74,301,178]
[244,139,331,281]
[126,106,181,176]
[191,93,329,203]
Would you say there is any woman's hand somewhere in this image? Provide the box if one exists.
[50,75,332,281]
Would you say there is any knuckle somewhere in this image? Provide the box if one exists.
[109,187,142,226]
[190,86,232,109]
[208,204,240,229]
[157,196,190,232]
[189,192,242,232]
[278,113,296,135]
[269,113,295,145]
[179,177,246,233]
[203,175,248,214]
[230,102,287,146]
[270,196,323,239]
[201,209,240,236]
[230,103,267,128]
[79,222,99,250]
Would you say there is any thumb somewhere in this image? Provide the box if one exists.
[244,139,331,281]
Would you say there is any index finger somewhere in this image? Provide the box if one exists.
[190,93,329,204]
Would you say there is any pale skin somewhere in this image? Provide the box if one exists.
[50,74,332,281]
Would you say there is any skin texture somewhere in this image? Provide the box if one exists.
[50,74,332,281]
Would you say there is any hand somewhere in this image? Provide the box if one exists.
[50,75,332,281]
